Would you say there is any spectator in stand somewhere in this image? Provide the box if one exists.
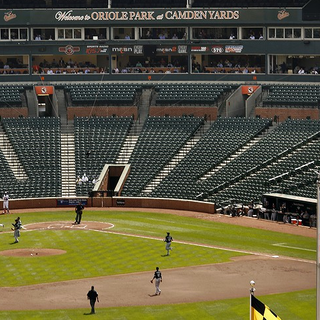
[294,65,300,74]
[242,67,249,73]
[302,210,310,226]
[271,204,277,221]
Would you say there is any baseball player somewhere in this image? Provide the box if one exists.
[12,217,22,243]
[74,201,84,224]
[164,232,173,256]
[3,191,9,214]
[87,285,99,314]
[151,267,162,295]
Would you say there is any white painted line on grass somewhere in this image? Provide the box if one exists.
[11,222,315,264]
[101,230,315,264]
[273,242,316,252]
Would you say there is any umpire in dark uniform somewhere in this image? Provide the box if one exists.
[74,201,84,224]
[87,285,99,314]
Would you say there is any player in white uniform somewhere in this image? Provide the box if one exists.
[3,191,9,214]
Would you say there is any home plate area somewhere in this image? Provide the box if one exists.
[23,221,114,231]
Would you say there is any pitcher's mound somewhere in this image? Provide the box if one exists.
[0,248,66,257]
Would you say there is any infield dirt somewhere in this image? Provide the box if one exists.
[0,208,315,310]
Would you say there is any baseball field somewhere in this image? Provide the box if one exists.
[0,207,316,319]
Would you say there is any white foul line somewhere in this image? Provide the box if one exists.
[273,242,316,252]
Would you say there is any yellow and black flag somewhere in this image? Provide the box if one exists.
[251,294,282,320]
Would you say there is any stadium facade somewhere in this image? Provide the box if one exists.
[0,1,319,82]
[0,0,319,219]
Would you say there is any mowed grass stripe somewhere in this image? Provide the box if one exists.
[0,289,315,320]
[0,229,245,287]
[0,210,316,319]
[0,210,315,266]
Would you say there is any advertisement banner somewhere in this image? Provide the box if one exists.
[57,199,88,206]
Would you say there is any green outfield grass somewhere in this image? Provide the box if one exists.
[0,229,245,287]
[2,209,314,260]
[0,209,316,319]
[0,289,315,319]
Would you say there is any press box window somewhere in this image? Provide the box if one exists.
[58,28,82,40]
[304,28,320,39]
[0,28,28,40]
[32,28,55,40]
[268,27,302,39]
[84,28,107,40]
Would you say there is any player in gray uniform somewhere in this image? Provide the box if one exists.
[151,267,162,295]
[12,217,22,243]
[164,232,173,256]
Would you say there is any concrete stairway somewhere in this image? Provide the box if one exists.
[141,121,212,194]
[61,124,76,197]
[116,121,143,164]
[0,126,27,180]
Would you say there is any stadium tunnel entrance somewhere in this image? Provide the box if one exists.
[34,85,57,117]
[90,164,131,197]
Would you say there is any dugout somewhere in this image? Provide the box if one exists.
[263,193,317,226]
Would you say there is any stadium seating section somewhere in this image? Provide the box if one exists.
[146,117,271,199]
[207,119,320,204]
[65,83,143,106]
[154,83,236,106]
[121,115,204,196]
[0,117,61,198]
[0,82,320,206]
[74,116,133,196]
[0,85,25,107]
[262,85,320,108]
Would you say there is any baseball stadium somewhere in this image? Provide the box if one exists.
[0,0,319,319]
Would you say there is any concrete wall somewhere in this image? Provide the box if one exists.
[0,107,28,118]
[111,197,215,213]
[226,86,244,117]
[6,196,215,214]
[67,106,138,120]
[246,86,262,117]
[149,106,217,120]
[255,107,319,122]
